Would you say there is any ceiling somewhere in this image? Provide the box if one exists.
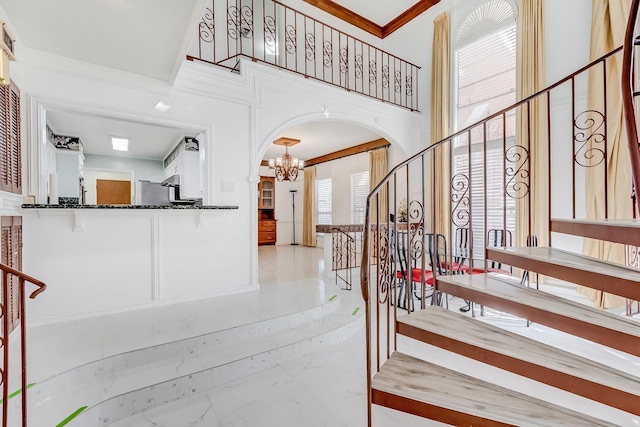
[46,109,200,161]
[1,0,427,161]
[332,0,424,26]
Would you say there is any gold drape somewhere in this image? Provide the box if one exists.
[515,0,547,257]
[431,12,451,238]
[369,148,388,222]
[302,166,317,247]
[580,0,631,308]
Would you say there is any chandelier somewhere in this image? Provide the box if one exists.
[268,137,304,182]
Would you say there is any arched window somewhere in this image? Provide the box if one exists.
[452,0,517,256]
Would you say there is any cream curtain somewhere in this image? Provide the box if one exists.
[302,166,317,247]
[515,0,547,258]
[431,12,451,238]
[369,148,388,223]
[580,0,632,308]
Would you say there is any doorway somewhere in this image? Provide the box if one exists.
[96,179,131,205]
[84,168,134,205]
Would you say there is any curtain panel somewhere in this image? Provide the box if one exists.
[303,166,317,247]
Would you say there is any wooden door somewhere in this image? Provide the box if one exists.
[96,179,131,205]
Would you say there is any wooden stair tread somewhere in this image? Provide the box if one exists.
[373,352,617,426]
[436,274,640,356]
[551,218,640,247]
[487,246,640,301]
[397,306,640,414]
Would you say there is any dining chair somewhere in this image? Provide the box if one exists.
[395,231,448,310]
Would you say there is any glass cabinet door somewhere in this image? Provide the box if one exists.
[261,180,273,208]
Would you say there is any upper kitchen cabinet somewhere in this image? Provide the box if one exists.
[163,137,202,200]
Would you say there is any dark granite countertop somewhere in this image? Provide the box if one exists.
[22,204,238,210]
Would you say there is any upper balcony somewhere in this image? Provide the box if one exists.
[187,0,421,111]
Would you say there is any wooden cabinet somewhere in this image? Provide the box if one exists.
[258,176,274,209]
[258,176,276,245]
[258,219,277,245]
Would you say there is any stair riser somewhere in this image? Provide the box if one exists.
[436,280,640,357]
[486,248,640,301]
[397,321,640,416]
[372,389,516,427]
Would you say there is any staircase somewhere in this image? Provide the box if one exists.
[360,2,640,426]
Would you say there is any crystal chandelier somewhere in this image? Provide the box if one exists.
[268,138,304,182]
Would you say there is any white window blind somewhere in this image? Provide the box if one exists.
[453,5,516,257]
[316,178,332,225]
[351,171,369,224]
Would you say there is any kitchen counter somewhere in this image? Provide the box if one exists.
[22,201,249,323]
[22,204,238,210]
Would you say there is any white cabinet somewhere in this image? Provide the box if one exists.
[163,137,202,199]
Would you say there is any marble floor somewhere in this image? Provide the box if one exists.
[23,245,640,426]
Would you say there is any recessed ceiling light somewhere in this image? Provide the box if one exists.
[155,101,171,112]
[111,137,129,151]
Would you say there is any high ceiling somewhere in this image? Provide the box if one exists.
[0,0,432,161]
[333,0,425,26]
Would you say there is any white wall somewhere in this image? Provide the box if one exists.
[84,154,164,183]
[56,151,80,198]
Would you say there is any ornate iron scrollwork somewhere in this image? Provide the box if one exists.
[199,7,214,43]
[405,76,413,97]
[377,227,391,304]
[339,47,348,74]
[305,33,316,61]
[323,41,333,68]
[394,70,402,93]
[408,200,425,263]
[285,25,296,54]
[264,15,276,50]
[574,110,606,167]
[382,65,389,89]
[369,60,377,84]
[505,145,530,199]
[451,173,470,228]
[228,5,254,39]
[355,54,363,80]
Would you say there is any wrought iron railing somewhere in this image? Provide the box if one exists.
[331,227,358,290]
[187,0,420,111]
[359,43,628,426]
[0,264,45,427]
[622,0,640,216]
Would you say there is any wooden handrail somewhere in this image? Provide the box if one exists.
[0,263,46,298]
[622,0,640,214]
[0,264,46,427]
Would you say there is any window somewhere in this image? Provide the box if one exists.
[351,171,369,224]
[316,178,332,225]
[452,0,516,256]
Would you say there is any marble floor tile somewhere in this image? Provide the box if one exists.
[25,245,640,426]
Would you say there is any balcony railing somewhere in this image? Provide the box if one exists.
[187,0,421,111]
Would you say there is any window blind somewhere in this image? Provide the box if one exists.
[351,171,369,224]
[316,178,332,225]
[453,19,517,257]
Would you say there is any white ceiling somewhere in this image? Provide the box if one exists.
[263,121,383,162]
[46,109,200,161]
[0,0,205,82]
[1,0,405,160]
